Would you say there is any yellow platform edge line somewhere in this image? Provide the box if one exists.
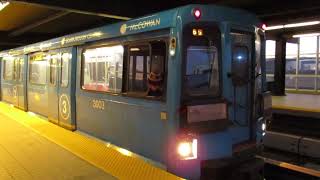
[272,104,320,113]
[257,155,320,177]
[0,102,183,180]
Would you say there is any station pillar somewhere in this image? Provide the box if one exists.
[273,37,286,96]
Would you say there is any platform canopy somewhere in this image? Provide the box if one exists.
[0,0,320,50]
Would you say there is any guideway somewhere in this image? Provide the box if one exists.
[260,93,320,179]
[0,102,182,180]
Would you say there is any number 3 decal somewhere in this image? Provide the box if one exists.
[62,100,67,114]
[59,94,70,120]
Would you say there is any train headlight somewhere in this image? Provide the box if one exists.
[177,138,197,160]
[262,122,266,131]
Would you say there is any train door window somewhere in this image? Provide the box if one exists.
[127,41,166,98]
[13,58,21,81]
[18,58,24,82]
[232,46,249,86]
[82,45,124,93]
[49,54,58,86]
[29,53,47,85]
[3,57,14,80]
[61,53,70,87]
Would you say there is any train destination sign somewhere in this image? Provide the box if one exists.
[61,31,103,45]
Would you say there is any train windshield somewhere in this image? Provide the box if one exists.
[185,46,219,96]
[183,23,221,98]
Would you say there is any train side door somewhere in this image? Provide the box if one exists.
[58,48,75,130]
[48,48,75,130]
[12,57,20,107]
[12,56,25,109]
[48,50,60,124]
[229,29,255,142]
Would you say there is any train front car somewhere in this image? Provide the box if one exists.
[167,5,269,179]
[0,4,270,180]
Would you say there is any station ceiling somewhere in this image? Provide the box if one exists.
[1,0,320,50]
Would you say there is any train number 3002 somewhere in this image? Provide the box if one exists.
[91,99,105,110]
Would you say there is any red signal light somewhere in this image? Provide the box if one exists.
[193,8,201,20]
[262,23,267,30]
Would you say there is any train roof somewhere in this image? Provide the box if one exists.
[0,4,260,57]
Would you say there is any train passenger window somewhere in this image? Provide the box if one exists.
[49,54,58,86]
[149,41,166,97]
[127,41,166,98]
[29,53,47,85]
[128,44,150,93]
[3,57,14,80]
[61,53,70,87]
[82,45,124,93]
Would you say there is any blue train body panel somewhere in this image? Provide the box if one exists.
[0,4,269,179]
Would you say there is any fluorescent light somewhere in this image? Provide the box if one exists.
[265,21,320,31]
[284,21,320,28]
[292,33,320,38]
[0,1,9,11]
[265,25,284,30]
[130,48,140,51]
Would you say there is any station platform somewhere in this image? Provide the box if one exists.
[0,102,182,180]
[272,93,320,118]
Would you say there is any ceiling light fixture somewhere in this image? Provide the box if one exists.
[292,33,320,38]
[265,21,320,31]
[284,21,320,28]
[0,1,9,11]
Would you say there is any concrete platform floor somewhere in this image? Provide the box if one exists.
[0,102,181,180]
[0,112,116,180]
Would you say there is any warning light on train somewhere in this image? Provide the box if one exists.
[261,24,267,30]
[193,8,201,20]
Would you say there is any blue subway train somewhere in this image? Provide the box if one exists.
[0,4,270,179]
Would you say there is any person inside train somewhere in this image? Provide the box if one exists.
[147,69,163,97]
[147,55,164,97]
